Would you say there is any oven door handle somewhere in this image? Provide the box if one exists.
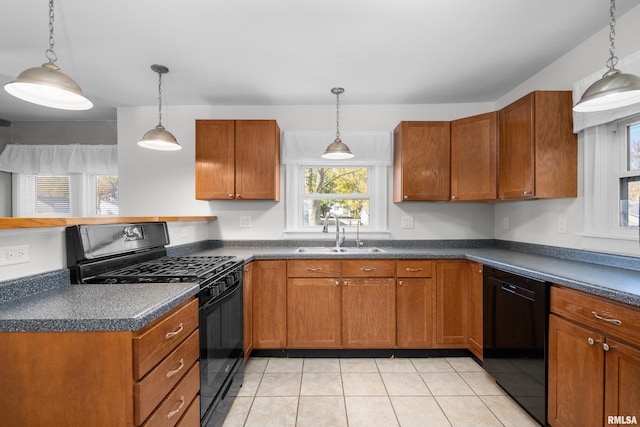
[201,281,241,311]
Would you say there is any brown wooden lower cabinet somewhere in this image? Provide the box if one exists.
[548,286,640,427]
[287,277,341,348]
[434,261,469,348]
[243,262,254,359]
[467,262,483,359]
[0,298,199,426]
[396,277,433,348]
[342,277,396,348]
[252,260,287,349]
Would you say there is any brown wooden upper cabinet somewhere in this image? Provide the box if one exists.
[195,119,281,200]
[498,91,577,200]
[450,112,498,201]
[393,121,451,202]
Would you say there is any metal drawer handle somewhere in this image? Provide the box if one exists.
[167,396,185,419]
[591,311,622,326]
[360,267,376,272]
[166,358,185,378]
[405,267,423,272]
[306,267,322,272]
[165,323,184,339]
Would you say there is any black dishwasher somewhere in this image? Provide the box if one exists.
[483,266,548,426]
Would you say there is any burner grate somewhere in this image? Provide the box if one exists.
[95,256,237,280]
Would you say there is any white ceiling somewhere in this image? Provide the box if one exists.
[1,0,639,122]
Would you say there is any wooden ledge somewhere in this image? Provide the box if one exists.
[0,216,217,229]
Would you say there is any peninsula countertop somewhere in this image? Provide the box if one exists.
[0,282,199,332]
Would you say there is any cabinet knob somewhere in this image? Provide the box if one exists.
[603,342,611,352]
[343,280,349,286]
[523,190,531,196]
[587,337,599,346]
[399,280,404,286]
[404,195,408,199]
[451,195,457,200]
[236,194,241,198]
[335,280,340,286]
[228,193,234,198]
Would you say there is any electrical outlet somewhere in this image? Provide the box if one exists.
[558,217,567,234]
[503,217,509,229]
[401,216,414,229]
[0,245,29,266]
[179,228,189,238]
[239,216,252,228]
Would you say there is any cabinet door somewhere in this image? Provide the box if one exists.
[548,315,604,427]
[243,262,253,359]
[393,121,450,201]
[396,278,433,348]
[498,93,534,199]
[450,112,497,201]
[287,278,341,348]
[195,120,235,200]
[467,263,483,359]
[235,120,280,200]
[342,278,396,348]
[434,261,468,347]
[252,261,287,349]
[604,338,640,425]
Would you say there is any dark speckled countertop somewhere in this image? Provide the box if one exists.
[0,282,199,332]
[1,240,638,333]
[189,245,640,307]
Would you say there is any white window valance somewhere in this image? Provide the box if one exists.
[282,131,392,166]
[573,49,640,133]
[0,144,118,175]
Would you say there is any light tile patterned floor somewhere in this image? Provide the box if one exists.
[222,356,540,427]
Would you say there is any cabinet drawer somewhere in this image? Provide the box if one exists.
[176,395,200,427]
[135,330,199,425]
[142,361,200,427]
[133,298,199,379]
[551,286,640,347]
[342,260,395,277]
[287,260,341,277]
[396,260,433,277]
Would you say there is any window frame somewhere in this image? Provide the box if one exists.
[284,162,389,237]
[12,172,119,217]
[582,114,640,248]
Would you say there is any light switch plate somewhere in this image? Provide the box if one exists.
[401,216,414,229]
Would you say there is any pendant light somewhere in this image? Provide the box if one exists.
[574,0,640,112]
[4,0,92,110]
[138,64,182,151]
[322,87,354,159]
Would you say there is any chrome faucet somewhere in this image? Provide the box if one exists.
[322,212,345,247]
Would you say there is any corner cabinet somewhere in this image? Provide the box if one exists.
[195,119,281,200]
[450,112,497,201]
[548,286,640,427]
[393,121,451,201]
[0,298,199,427]
[498,91,577,200]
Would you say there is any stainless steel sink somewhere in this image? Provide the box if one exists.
[295,247,385,254]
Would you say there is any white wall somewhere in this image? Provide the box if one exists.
[494,4,640,257]
[117,103,496,240]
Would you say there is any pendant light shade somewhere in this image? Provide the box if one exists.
[4,0,92,111]
[138,64,181,151]
[574,0,640,112]
[322,87,353,159]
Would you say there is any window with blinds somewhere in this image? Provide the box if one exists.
[12,174,118,217]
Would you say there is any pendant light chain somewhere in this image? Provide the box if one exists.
[45,0,57,63]
[607,0,618,70]
[157,71,164,127]
[335,90,341,139]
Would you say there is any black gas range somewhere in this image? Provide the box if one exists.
[65,221,244,427]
